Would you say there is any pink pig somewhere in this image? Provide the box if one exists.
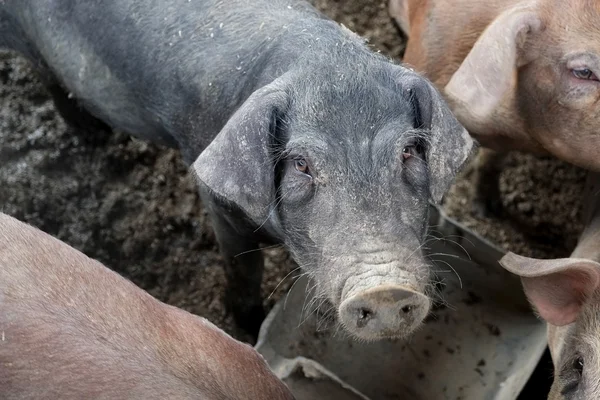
[0,212,294,400]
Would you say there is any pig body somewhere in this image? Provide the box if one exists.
[0,212,295,400]
[391,0,600,215]
[500,172,600,399]
[0,0,474,340]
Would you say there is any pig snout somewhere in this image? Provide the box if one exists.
[339,285,430,340]
[321,240,432,341]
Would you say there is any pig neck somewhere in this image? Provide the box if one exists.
[169,5,377,163]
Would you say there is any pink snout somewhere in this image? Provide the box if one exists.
[339,285,431,341]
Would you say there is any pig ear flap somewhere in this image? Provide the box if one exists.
[445,6,543,125]
[192,85,289,225]
[500,252,600,326]
[389,0,411,38]
[406,76,476,203]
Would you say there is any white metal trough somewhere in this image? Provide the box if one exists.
[255,204,548,400]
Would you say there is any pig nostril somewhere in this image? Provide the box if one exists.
[356,307,373,328]
[401,305,413,314]
[359,308,373,320]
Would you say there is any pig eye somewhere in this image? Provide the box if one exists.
[402,143,424,161]
[573,355,584,376]
[294,157,310,175]
[572,68,599,81]
[561,354,584,396]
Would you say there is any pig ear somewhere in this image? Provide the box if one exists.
[499,252,600,326]
[389,0,411,38]
[192,85,289,225]
[406,76,476,203]
[444,6,543,125]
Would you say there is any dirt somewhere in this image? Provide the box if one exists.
[0,0,584,397]
[443,153,586,259]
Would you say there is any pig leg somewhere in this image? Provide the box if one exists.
[44,81,112,132]
[0,7,108,133]
[471,148,506,218]
[213,218,265,340]
[0,19,110,134]
[202,195,266,340]
[25,56,112,132]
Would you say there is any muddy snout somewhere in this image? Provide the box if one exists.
[339,285,430,340]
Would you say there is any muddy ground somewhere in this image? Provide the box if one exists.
[0,0,586,397]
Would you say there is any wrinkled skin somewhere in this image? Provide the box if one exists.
[0,213,295,400]
[390,0,600,216]
[0,0,473,341]
[500,173,600,399]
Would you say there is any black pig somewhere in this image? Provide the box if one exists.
[0,0,474,340]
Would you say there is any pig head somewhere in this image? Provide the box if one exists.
[192,66,474,341]
[499,172,600,399]
[391,0,600,171]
